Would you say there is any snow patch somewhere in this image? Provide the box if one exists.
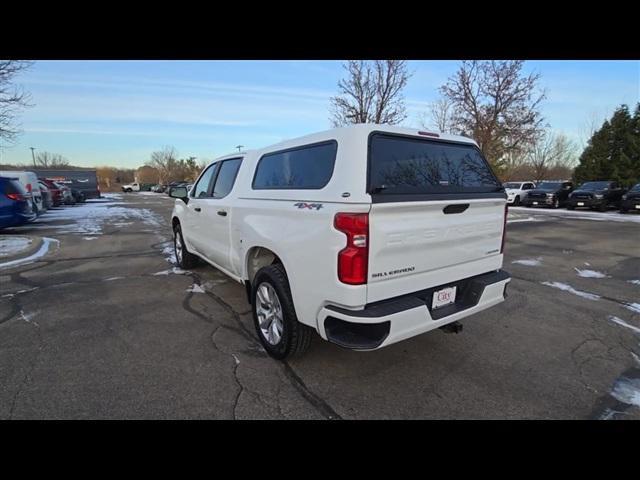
[30,198,164,235]
[508,206,640,224]
[0,237,59,270]
[624,303,640,314]
[232,354,240,365]
[507,216,541,224]
[153,267,189,276]
[574,268,608,279]
[186,283,205,293]
[607,316,640,335]
[83,236,98,241]
[512,258,542,267]
[540,281,601,301]
[104,276,124,282]
[0,236,32,257]
[20,310,39,326]
[610,377,640,407]
[628,280,640,286]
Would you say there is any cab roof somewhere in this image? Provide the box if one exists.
[214,124,478,162]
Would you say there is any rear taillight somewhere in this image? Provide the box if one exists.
[500,204,508,254]
[334,212,369,285]
[6,193,25,201]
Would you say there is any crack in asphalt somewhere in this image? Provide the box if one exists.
[6,301,44,420]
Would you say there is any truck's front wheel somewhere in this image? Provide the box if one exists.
[173,223,198,269]
[252,264,312,360]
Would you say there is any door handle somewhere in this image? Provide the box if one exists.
[217,210,227,217]
[194,207,201,212]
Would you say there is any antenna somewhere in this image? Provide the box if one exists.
[235,145,244,153]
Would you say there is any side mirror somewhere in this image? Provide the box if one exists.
[170,186,189,202]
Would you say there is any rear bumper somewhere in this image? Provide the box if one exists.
[317,270,510,350]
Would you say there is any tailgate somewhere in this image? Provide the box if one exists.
[365,131,506,304]
[367,198,505,303]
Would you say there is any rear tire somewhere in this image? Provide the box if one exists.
[251,264,313,360]
[173,222,198,269]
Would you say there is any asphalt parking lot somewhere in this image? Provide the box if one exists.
[1,193,639,419]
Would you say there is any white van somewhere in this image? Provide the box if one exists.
[170,124,510,360]
[0,170,44,214]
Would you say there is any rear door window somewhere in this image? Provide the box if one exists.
[368,133,501,198]
[252,141,337,190]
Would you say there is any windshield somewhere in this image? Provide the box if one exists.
[368,134,501,195]
[503,183,522,189]
[536,182,562,190]
[579,181,609,191]
[630,184,640,192]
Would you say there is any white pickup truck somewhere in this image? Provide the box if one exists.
[503,181,536,206]
[170,124,510,360]
[121,182,141,192]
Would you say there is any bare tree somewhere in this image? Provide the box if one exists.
[0,61,33,146]
[527,132,577,182]
[146,146,179,184]
[421,98,455,133]
[35,151,70,168]
[438,60,546,171]
[330,60,411,127]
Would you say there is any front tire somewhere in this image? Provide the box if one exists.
[173,222,198,269]
[514,196,521,206]
[251,264,312,360]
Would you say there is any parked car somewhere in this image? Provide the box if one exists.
[566,181,625,211]
[71,188,86,203]
[521,181,573,208]
[57,183,76,205]
[0,170,44,215]
[38,178,63,207]
[619,183,640,213]
[37,181,52,210]
[170,124,510,360]
[33,169,100,199]
[503,181,536,206]
[0,176,37,229]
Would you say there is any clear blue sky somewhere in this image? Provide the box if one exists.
[2,60,638,168]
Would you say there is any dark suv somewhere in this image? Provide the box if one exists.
[522,181,574,209]
[620,183,640,213]
[566,181,625,211]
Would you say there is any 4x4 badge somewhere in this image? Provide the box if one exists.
[294,202,323,210]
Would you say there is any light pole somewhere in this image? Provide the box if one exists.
[30,147,36,167]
